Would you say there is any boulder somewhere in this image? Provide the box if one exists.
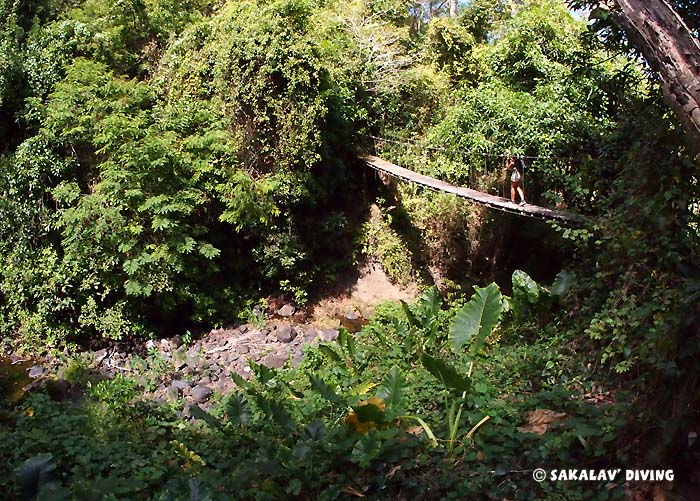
[277,304,296,317]
[276,324,296,343]
[171,380,189,390]
[303,328,319,342]
[261,354,287,369]
[292,351,305,368]
[321,329,339,342]
[191,385,212,403]
[166,386,181,401]
[28,365,46,378]
[93,348,109,365]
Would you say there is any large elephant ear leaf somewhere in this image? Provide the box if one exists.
[420,353,470,392]
[16,453,59,499]
[449,282,502,354]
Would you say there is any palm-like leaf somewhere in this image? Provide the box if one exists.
[226,392,252,427]
[377,367,405,410]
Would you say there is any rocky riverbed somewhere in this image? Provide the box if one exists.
[8,264,415,414]
[12,315,351,414]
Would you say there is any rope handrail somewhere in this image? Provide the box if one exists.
[367,134,614,164]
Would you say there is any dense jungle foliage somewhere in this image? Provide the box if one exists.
[1,0,700,498]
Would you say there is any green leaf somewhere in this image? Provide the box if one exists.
[269,400,296,432]
[151,216,175,231]
[512,270,539,304]
[250,361,275,385]
[401,300,421,328]
[124,279,145,296]
[254,395,295,431]
[377,367,405,410]
[16,454,59,499]
[337,328,356,357]
[122,259,140,275]
[449,282,502,354]
[420,353,470,392]
[351,431,382,468]
[230,371,252,390]
[353,403,388,424]
[226,393,252,427]
[198,243,220,259]
[550,270,574,297]
[303,421,326,442]
[318,344,342,363]
[189,404,223,431]
[419,287,441,318]
[309,375,343,404]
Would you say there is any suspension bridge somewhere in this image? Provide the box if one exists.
[365,137,589,225]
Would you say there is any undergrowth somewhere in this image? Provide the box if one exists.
[1,277,631,500]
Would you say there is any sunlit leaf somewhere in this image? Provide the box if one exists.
[449,282,502,354]
[377,367,405,410]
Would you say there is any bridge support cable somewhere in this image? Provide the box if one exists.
[366,135,590,224]
[364,155,588,225]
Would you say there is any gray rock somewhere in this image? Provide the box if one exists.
[166,386,181,401]
[172,358,187,370]
[171,379,189,390]
[171,334,183,348]
[28,365,46,378]
[276,324,296,343]
[191,385,212,403]
[186,357,199,370]
[321,329,339,342]
[199,377,211,385]
[277,304,295,317]
[261,354,287,369]
[145,340,157,351]
[181,404,192,418]
[238,346,250,355]
[303,328,319,342]
[292,351,305,368]
[93,349,109,365]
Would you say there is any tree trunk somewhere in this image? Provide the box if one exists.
[450,0,458,17]
[609,0,700,153]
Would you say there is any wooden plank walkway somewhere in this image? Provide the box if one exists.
[365,155,588,225]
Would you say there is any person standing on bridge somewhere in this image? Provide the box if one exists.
[507,155,527,206]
